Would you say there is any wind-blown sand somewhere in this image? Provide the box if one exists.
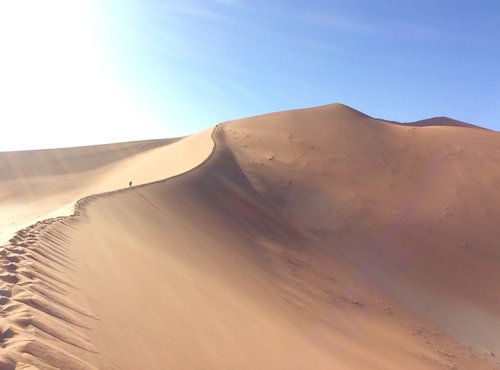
[1,104,499,369]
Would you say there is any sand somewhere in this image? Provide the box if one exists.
[1,103,499,369]
[0,130,213,244]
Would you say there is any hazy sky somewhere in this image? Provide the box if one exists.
[0,0,499,150]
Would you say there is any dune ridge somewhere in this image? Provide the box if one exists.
[1,103,500,369]
[0,130,213,245]
[0,129,217,369]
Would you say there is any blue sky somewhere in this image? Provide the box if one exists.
[0,0,499,150]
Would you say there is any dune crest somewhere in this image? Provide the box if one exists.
[0,130,213,245]
[405,116,485,129]
[2,103,500,369]
[0,129,216,369]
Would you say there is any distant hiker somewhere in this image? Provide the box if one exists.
[129,181,132,187]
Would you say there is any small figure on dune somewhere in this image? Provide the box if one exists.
[129,181,132,187]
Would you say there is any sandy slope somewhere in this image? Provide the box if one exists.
[0,131,213,244]
[2,104,500,369]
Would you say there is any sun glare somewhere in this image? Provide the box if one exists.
[0,1,162,151]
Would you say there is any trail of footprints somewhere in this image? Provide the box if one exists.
[0,128,218,370]
[1,196,99,370]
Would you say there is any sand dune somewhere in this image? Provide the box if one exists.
[1,103,500,369]
[0,130,213,244]
[406,116,485,129]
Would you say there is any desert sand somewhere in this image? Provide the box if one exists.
[1,103,499,369]
[0,130,213,245]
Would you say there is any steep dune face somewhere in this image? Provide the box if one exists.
[1,104,499,369]
[224,103,500,363]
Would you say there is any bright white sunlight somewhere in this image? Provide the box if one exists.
[0,1,163,151]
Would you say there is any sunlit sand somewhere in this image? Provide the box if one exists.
[1,104,499,369]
